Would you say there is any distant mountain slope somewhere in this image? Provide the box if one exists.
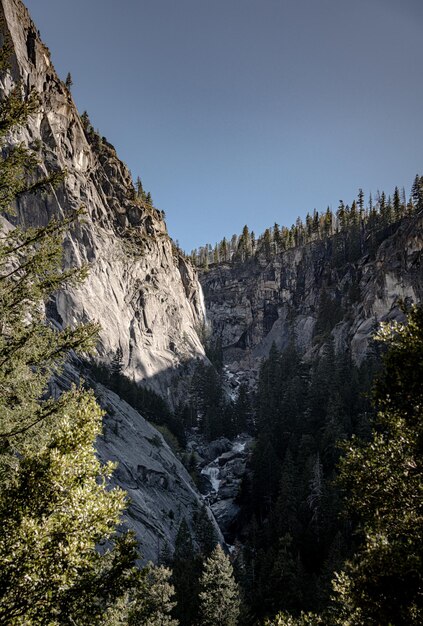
[201,211,423,381]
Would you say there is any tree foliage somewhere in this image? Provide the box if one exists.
[0,388,140,624]
[263,306,423,625]
[334,306,423,625]
[191,178,420,268]
[198,544,240,626]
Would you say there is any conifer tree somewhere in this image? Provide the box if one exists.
[219,236,228,262]
[198,544,240,626]
[136,176,146,200]
[357,188,364,212]
[127,565,179,626]
[273,223,281,251]
[393,185,402,220]
[411,174,423,212]
[172,519,201,626]
[65,71,73,89]
[333,305,423,626]
[262,227,272,260]
[193,504,218,557]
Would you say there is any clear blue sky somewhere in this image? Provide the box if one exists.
[24,0,423,252]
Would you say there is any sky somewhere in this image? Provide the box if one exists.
[24,0,423,252]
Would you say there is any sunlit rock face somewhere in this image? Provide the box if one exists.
[0,0,206,403]
[0,0,217,557]
[201,212,423,380]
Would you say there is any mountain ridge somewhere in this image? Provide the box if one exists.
[200,210,423,384]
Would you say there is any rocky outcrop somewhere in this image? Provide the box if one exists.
[201,214,423,379]
[0,0,206,403]
[189,435,253,540]
[50,363,223,563]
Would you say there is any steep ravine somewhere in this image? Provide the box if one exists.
[2,0,422,564]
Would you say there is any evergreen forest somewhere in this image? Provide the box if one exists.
[191,179,423,269]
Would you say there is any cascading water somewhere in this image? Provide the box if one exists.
[198,283,207,321]
[198,283,211,331]
[201,463,220,493]
[232,441,246,454]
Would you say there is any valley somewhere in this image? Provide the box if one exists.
[0,1,422,624]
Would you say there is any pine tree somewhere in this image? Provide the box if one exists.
[172,519,201,626]
[262,227,272,260]
[198,544,240,626]
[273,223,281,253]
[112,346,124,376]
[393,185,402,220]
[136,175,146,200]
[333,305,423,626]
[411,173,423,212]
[357,188,364,212]
[219,236,228,263]
[193,504,218,557]
[127,565,179,626]
[65,71,73,89]
[0,45,97,472]
[233,382,251,433]
[237,224,252,261]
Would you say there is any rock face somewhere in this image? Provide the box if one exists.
[96,383,223,563]
[189,435,253,540]
[0,0,216,558]
[201,214,423,379]
[0,0,206,403]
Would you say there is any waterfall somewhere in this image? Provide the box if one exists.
[198,283,207,323]
[201,464,220,493]
[232,441,246,454]
[198,283,212,337]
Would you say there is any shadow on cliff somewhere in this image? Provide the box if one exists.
[82,355,207,449]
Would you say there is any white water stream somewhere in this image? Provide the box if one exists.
[201,437,247,496]
[198,283,207,323]
[232,441,246,454]
[201,464,220,492]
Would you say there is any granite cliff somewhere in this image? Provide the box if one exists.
[200,212,423,383]
[1,0,422,563]
[0,0,219,560]
[0,0,206,401]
